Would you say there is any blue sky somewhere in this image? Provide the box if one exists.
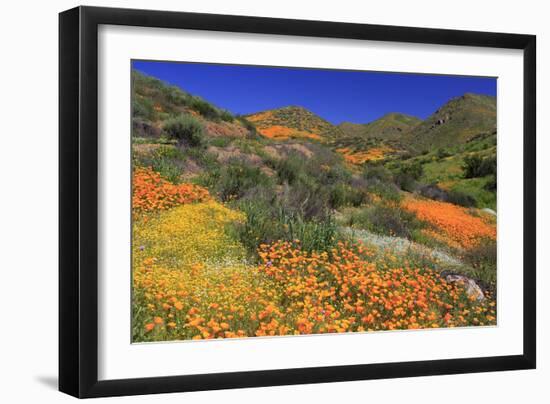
[133,60,496,125]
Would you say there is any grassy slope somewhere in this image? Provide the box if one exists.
[404,132,497,209]
[406,93,496,152]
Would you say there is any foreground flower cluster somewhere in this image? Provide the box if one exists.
[133,234,496,341]
[402,198,496,250]
[132,167,210,214]
[131,167,496,342]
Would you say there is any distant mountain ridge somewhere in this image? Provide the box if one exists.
[248,93,496,157]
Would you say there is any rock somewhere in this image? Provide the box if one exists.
[444,274,485,301]
[482,208,497,216]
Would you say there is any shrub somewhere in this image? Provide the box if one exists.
[393,161,424,192]
[363,165,393,183]
[417,184,449,202]
[214,160,272,202]
[401,161,424,180]
[133,98,155,120]
[162,85,190,106]
[232,198,338,258]
[485,175,497,191]
[133,145,186,183]
[273,152,306,185]
[462,239,497,287]
[163,115,205,148]
[347,204,424,239]
[190,97,219,119]
[220,110,234,122]
[436,148,452,160]
[209,137,232,148]
[236,115,259,138]
[447,190,477,208]
[416,184,477,208]
[329,183,366,209]
[463,154,496,178]
[394,172,417,192]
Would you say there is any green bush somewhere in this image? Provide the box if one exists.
[162,85,190,106]
[214,160,273,202]
[209,137,232,148]
[163,115,205,147]
[401,161,424,180]
[329,183,366,209]
[347,204,424,239]
[272,153,306,185]
[133,98,155,120]
[463,154,497,178]
[394,172,417,192]
[220,110,234,122]
[393,161,424,192]
[232,198,338,258]
[363,165,393,183]
[462,238,497,288]
[485,175,497,191]
[436,148,452,160]
[134,145,186,183]
[190,97,219,119]
[447,189,477,208]
[235,115,259,138]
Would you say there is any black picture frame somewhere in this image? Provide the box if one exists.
[59,5,536,398]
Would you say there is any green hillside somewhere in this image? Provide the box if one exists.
[406,93,496,152]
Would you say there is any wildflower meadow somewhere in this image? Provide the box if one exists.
[131,65,497,343]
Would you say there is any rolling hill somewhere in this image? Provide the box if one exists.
[339,113,422,140]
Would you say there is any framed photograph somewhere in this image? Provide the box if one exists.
[59,6,536,398]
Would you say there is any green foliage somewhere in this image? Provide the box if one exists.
[329,183,367,209]
[485,175,497,191]
[400,161,424,180]
[163,115,205,147]
[447,189,477,208]
[344,204,425,239]
[134,145,186,183]
[462,239,497,288]
[436,148,452,160]
[220,110,234,122]
[209,137,233,148]
[463,154,496,178]
[232,197,338,258]
[132,136,177,145]
[133,98,155,120]
[236,115,259,138]
[190,97,219,119]
[213,160,273,202]
[450,177,497,210]
[162,84,191,105]
[362,165,401,201]
[363,165,393,183]
[272,153,305,185]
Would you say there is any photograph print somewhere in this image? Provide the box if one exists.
[131,61,497,343]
